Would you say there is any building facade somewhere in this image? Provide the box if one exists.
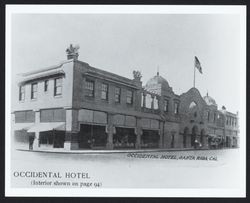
[12,45,239,150]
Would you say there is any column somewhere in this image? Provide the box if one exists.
[64,109,79,150]
[33,109,40,150]
[106,113,114,149]
[164,131,171,149]
[163,123,168,148]
[142,92,146,108]
[151,95,154,109]
[135,117,142,149]
[158,121,164,148]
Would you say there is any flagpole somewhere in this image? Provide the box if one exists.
[193,57,196,88]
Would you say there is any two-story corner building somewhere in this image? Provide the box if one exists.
[12,45,239,151]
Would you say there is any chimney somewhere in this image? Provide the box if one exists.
[66,44,80,60]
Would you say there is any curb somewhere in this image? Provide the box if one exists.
[15,148,234,155]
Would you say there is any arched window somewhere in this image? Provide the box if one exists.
[189,101,197,109]
[174,102,179,114]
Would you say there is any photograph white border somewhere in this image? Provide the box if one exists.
[5,5,246,197]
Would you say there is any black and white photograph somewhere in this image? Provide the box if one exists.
[5,5,246,197]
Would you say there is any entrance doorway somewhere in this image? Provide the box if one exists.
[200,129,205,147]
[191,126,198,147]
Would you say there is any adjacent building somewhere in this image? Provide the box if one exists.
[12,45,239,150]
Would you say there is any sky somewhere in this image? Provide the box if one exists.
[11,13,242,113]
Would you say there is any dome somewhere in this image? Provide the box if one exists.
[145,72,170,89]
[203,93,217,106]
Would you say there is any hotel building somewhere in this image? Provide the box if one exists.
[12,45,239,150]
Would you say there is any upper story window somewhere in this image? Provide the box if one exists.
[214,113,216,123]
[174,102,179,114]
[207,111,210,121]
[54,77,62,96]
[31,83,38,99]
[145,94,152,108]
[101,83,108,100]
[154,97,159,110]
[164,99,169,112]
[126,90,133,104]
[44,80,49,92]
[85,79,94,97]
[115,87,121,103]
[19,85,25,101]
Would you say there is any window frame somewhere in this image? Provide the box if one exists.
[31,82,38,100]
[126,90,133,104]
[164,99,169,112]
[101,83,109,101]
[214,112,216,123]
[19,85,25,101]
[174,102,179,114]
[54,77,62,96]
[115,87,121,103]
[44,80,49,92]
[85,79,95,97]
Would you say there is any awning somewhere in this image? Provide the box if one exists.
[12,123,34,131]
[27,122,65,133]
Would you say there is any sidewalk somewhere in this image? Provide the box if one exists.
[16,147,219,154]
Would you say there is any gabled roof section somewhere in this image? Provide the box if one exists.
[17,60,74,85]
[21,59,73,77]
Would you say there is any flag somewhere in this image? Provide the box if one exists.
[195,56,202,74]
